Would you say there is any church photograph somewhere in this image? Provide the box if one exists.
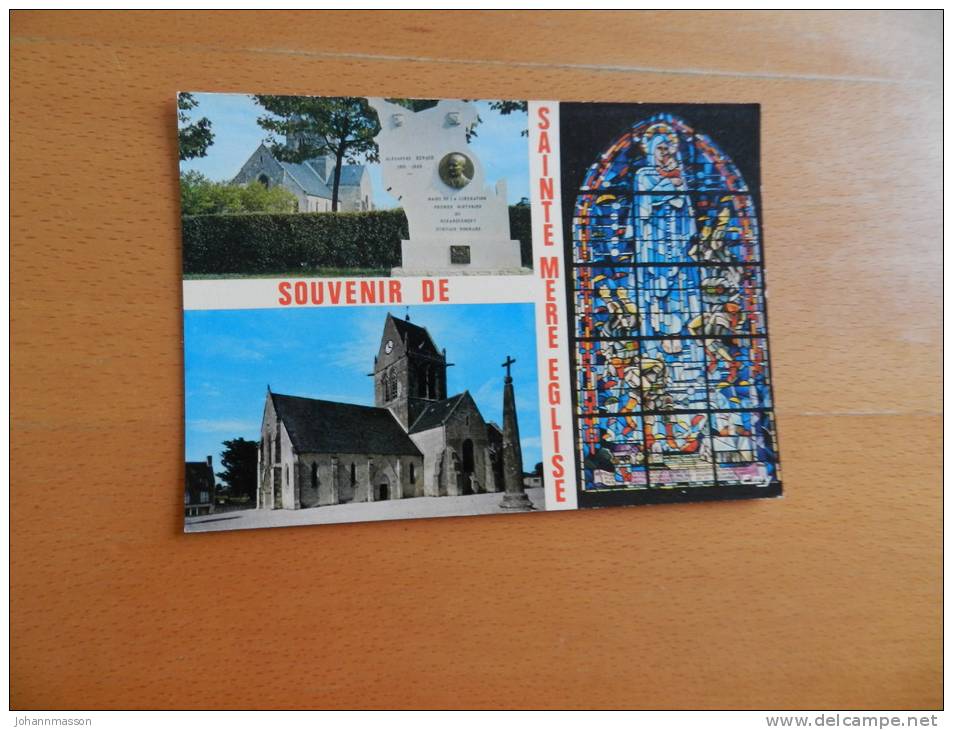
[231,142,373,214]
[183,303,542,532]
[177,93,533,278]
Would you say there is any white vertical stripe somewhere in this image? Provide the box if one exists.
[529,101,578,511]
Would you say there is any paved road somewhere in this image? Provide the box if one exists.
[184,487,546,533]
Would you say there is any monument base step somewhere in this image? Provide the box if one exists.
[391,267,532,277]
[397,237,526,275]
[498,492,536,511]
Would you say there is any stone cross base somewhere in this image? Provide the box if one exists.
[392,238,528,276]
[499,492,535,511]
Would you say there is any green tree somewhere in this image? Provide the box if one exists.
[217,438,258,501]
[177,92,214,161]
[487,100,529,138]
[386,98,439,113]
[180,170,218,215]
[253,95,381,212]
[488,100,528,115]
[179,171,297,215]
[236,179,298,214]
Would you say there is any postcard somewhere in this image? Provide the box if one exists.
[178,94,781,532]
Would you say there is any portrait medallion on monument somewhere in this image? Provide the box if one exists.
[439,152,475,190]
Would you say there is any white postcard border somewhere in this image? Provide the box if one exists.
[529,101,578,511]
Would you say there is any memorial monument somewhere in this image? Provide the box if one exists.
[498,355,535,511]
[368,98,528,276]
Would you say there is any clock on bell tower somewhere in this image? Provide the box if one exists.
[373,313,448,429]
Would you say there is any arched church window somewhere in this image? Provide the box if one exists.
[409,462,416,484]
[570,112,778,495]
[257,173,270,188]
[350,463,356,486]
[417,365,428,397]
[274,430,281,463]
[311,462,318,490]
[462,439,474,474]
[388,369,398,401]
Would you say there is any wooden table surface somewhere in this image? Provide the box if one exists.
[10,10,942,710]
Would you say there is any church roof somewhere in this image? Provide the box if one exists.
[185,461,215,491]
[270,392,421,457]
[280,160,333,198]
[339,164,365,186]
[389,315,440,357]
[409,392,468,434]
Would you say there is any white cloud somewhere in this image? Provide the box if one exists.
[188,418,259,434]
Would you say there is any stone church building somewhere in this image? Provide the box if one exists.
[232,143,373,214]
[257,314,504,511]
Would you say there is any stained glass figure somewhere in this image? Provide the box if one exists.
[569,109,780,503]
[579,415,648,489]
[573,266,637,339]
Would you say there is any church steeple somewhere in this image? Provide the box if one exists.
[374,313,447,429]
[285,117,332,181]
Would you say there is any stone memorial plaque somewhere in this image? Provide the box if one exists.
[449,245,471,264]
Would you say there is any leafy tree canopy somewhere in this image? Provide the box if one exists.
[217,437,258,501]
[178,92,214,161]
[253,95,381,211]
[180,171,297,216]
[385,98,440,113]
[253,95,381,164]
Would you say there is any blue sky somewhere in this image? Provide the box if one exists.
[185,303,541,477]
[179,93,530,207]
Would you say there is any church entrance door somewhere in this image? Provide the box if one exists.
[272,466,282,509]
[461,439,475,495]
[377,474,391,501]
[340,462,356,503]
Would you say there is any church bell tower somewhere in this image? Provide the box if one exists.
[374,313,448,429]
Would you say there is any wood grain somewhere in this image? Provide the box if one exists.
[10,10,941,709]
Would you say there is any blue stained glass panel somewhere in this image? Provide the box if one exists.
[569,110,780,500]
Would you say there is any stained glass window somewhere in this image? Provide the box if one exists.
[570,112,781,503]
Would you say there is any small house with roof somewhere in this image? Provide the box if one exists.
[232,143,373,213]
[257,313,502,511]
[185,456,216,516]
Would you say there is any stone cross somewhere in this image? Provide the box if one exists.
[501,355,516,381]
[498,353,533,511]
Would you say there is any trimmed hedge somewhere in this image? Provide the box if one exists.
[182,207,533,275]
[508,206,533,268]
